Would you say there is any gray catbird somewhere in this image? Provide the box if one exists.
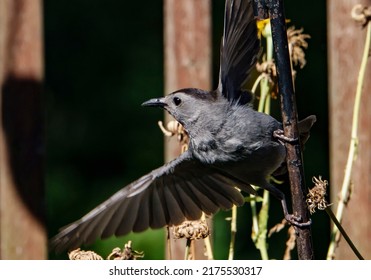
[51,0,316,253]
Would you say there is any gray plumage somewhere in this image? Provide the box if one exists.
[50,0,316,253]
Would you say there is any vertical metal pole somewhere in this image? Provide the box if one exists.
[269,0,314,260]
[254,0,314,259]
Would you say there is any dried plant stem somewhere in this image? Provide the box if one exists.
[257,27,272,113]
[327,20,371,260]
[256,190,270,260]
[325,208,364,260]
[250,194,259,243]
[204,236,214,260]
[167,227,172,260]
[251,74,265,94]
[228,205,238,260]
[250,22,273,260]
[202,213,214,260]
[184,239,192,260]
[250,190,269,260]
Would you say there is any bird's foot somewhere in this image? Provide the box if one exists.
[273,129,299,144]
[285,214,311,227]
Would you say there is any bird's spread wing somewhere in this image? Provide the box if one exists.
[217,0,260,104]
[50,150,256,253]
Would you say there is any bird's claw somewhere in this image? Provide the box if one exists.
[273,129,299,144]
[285,214,311,228]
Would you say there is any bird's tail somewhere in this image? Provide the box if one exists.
[298,115,317,146]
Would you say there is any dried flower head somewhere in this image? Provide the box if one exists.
[106,241,144,260]
[306,176,330,214]
[351,4,371,27]
[255,60,278,99]
[268,219,288,237]
[256,60,277,81]
[68,248,103,260]
[158,120,189,153]
[173,220,210,240]
[287,26,310,70]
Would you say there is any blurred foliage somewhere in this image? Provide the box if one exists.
[45,0,328,259]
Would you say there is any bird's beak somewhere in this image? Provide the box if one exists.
[141,97,167,108]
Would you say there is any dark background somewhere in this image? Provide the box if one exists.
[45,0,328,259]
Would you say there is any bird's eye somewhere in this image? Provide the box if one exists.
[173,97,182,106]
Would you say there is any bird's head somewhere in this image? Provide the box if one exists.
[142,88,218,132]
